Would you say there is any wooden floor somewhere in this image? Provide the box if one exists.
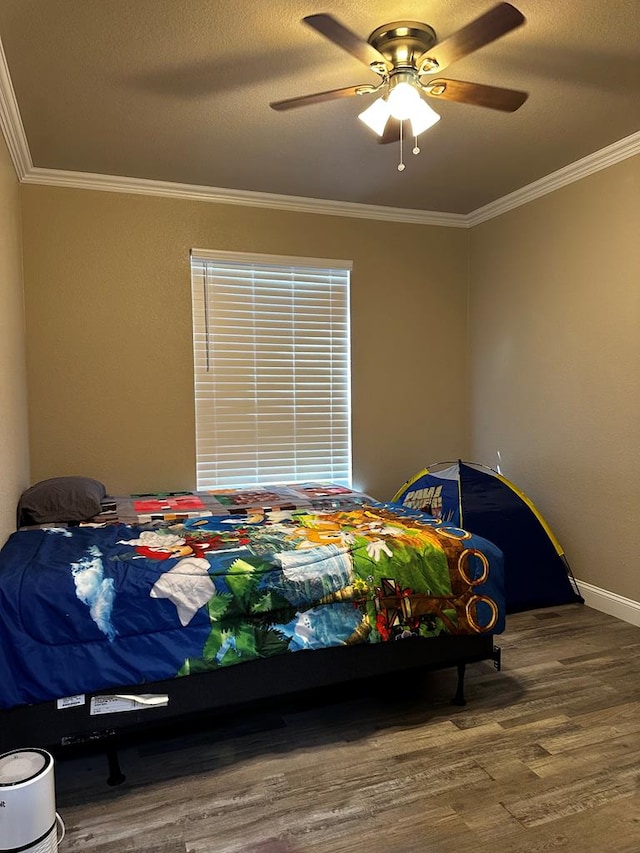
[53,604,640,853]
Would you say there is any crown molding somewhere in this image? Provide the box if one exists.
[468,130,640,226]
[20,129,640,228]
[0,35,31,179]
[21,166,469,227]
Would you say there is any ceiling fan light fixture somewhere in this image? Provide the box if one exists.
[358,96,391,136]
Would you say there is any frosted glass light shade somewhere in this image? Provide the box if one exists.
[387,82,420,120]
[358,97,391,136]
[409,98,440,136]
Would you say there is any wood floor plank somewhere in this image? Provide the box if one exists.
[502,765,638,827]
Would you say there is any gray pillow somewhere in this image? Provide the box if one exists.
[18,477,107,525]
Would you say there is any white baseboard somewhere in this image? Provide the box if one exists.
[575,579,640,628]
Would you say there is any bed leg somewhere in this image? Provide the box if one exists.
[452,663,467,706]
[492,644,502,671]
[105,736,126,786]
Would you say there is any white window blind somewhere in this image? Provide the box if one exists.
[190,250,352,489]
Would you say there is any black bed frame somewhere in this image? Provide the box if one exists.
[0,634,501,784]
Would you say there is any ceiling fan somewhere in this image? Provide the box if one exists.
[270,3,528,168]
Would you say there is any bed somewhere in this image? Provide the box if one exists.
[0,482,505,782]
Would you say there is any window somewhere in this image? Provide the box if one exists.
[190,249,352,489]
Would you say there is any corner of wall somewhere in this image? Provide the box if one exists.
[0,132,30,544]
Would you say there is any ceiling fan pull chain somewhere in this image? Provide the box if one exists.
[413,136,421,156]
[398,120,405,171]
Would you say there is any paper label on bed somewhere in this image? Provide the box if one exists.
[90,694,169,715]
[57,694,85,709]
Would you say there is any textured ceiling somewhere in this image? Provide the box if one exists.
[0,0,639,214]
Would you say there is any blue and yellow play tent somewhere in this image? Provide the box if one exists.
[393,461,583,614]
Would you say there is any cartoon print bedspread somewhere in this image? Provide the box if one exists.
[0,502,504,709]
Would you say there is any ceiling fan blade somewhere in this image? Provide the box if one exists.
[377,118,401,145]
[416,3,525,74]
[303,14,391,72]
[270,85,372,111]
[425,78,528,111]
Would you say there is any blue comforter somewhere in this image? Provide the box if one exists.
[0,502,504,709]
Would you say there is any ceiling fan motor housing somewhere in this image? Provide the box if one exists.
[367,21,437,73]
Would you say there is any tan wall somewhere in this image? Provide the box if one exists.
[469,155,640,602]
[17,157,640,603]
[0,135,29,544]
[21,185,470,502]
